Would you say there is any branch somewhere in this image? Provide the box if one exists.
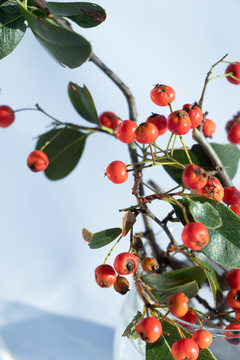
[192,128,232,187]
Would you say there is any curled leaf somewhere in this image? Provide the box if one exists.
[121,211,136,237]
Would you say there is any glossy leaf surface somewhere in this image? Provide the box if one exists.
[47,2,106,28]
[89,228,122,249]
[189,200,222,229]
[68,82,99,124]
[36,128,88,180]
[0,1,27,59]
[17,0,92,68]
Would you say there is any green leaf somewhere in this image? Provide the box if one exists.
[163,143,240,184]
[142,266,206,291]
[47,2,106,28]
[142,266,206,303]
[196,257,223,305]
[89,228,122,249]
[36,128,88,180]
[146,320,217,360]
[172,197,240,268]
[122,311,143,339]
[68,82,99,124]
[152,281,200,304]
[189,200,222,229]
[0,1,27,59]
[17,0,92,68]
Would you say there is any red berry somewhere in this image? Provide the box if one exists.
[146,113,167,135]
[178,311,198,327]
[226,269,240,289]
[182,164,208,190]
[202,119,216,137]
[0,105,15,128]
[168,292,189,317]
[171,338,199,360]
[227,289,240,309]
[192,330,213,349]
[182,104,203,129]
[235,308,240,322]
[230,204,240,217]
[134,122,158,144]
[114,252,138,275]
[197,176,224,202]
[150,84,175,107]
[99,111,120,131]
[167,110,191,135]
[136,317,162,343]
[223,187,240,205]
[116,120,138,143]
[95,264,117,288]
[225,62,240,85]
[106,161,128,184]
[27,150,49,172]
[182,222,209,251]
[227,123,240,144]
[225,323,240,345]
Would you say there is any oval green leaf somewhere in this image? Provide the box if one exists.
[0,1,27,59]
[47,2,106,28]
[89,227,122,249]
[122,311,143,339]
[189,200,222,229]
[142,266,206,291]
[68,82,99,124]
[17,0,92,68]
[36,128,88,180]
[152,281,200,304]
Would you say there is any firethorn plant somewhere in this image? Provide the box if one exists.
[1,1,240,358]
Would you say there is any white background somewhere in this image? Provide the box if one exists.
[0,0,240,357]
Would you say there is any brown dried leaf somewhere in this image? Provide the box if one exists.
[121,211,136,237]
[82,228,93,243]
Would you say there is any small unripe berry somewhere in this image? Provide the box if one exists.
[95,264,117,288]
[113,275,130,295]
[0,105,15,128]
[192,330,213,349]
[114,252,138,275]
[116,120,138,143]
[134,122,158,144]
[223,186,240,205]
[198,176,224,202]
[171,338,199,360]
[141,257,159,273]
[136,317,162,343]
[146,113,167,135]
[150,84,175,107]
[181,222,209,251]
[99,111,120,131]
[202,118,216,137]
[168,292,189,317]
[182,164,208,190]
[167,110,191,135]
[227,289,240,309]
[226,269,240,289]
[27,150,49,172]
[105,161,128,184]
[225,62,240,85]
